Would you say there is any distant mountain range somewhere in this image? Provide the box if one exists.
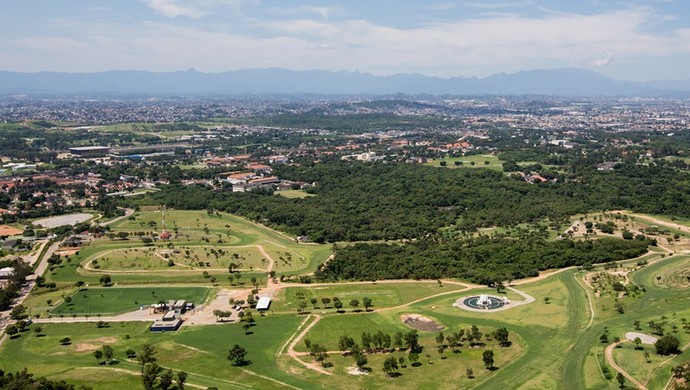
[1,68,689,96]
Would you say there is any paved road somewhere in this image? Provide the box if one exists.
[0,239,62,337]
[99,208,135,227]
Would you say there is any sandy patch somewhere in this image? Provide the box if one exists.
[401,314,444,332]
[0,225,23,236]
[625,332,658,345]
[346,366,369,376]
[75,337,118,352]
[55,248,80,256]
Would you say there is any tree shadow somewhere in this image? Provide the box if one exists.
[487,366,500,371]
[232,359,252,367]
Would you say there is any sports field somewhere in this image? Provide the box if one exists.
[50,287,210,315]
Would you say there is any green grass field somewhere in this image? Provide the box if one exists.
[9,211,690,389]
[45,210,332,286]
[275,189,315,199]
[273,282,453,312]
[50,287,210,315]
[0,316,315,389]
[425,154,503,171]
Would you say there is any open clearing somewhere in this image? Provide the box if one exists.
[50,286,210,315]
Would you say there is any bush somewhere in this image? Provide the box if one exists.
[655,335,681,355]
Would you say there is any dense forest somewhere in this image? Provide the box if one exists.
[142,160,690,242]
[316,237,652,284]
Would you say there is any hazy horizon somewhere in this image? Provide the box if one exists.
[2,1,690,82]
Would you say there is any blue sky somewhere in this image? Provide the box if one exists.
[1,0,689,81]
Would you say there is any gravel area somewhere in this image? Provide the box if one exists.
[625,332,658,345]
[33,213,92,228]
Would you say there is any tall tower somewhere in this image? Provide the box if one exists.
[160,205,171,240]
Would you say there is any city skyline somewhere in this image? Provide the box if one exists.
[1,0,690,82]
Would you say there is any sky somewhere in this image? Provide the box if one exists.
[1,0,690,81]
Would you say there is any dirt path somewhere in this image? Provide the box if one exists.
[79,244,271,274]
[284,314,332,375]
[605,341,647,390]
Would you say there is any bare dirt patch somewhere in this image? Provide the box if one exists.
[0,225,23,236]
[75,337,119,352]
[346,366,369,376]
[55,247,80,256]
[401,314,444,332]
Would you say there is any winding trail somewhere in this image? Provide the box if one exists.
[605,341,647,390]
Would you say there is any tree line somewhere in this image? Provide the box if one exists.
[316,236,651,284]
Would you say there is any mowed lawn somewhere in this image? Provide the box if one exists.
[50,287,210,315]
[0,316,315,390]
[275,189,315,199]
[273,282,453,312]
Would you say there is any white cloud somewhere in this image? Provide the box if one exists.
[3,5,690,80]
[141,0,249,18]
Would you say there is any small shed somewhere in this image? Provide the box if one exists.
[162,310,177,321]
[256,296,271,311]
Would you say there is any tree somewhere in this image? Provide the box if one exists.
[176,371,188,390]
[102,345,114,364]
[5,324,18,337]
[228,344,247,366]
[321,297,331,308]
[362,297,372,311]
[408,352,420,366]
[482,350,495,370]
[9,305,27,320]
[393,331,404,349]
[494,328,510,347]
[382,356,399,377]
[634,337,642,350]
[75,280,85,290]
[643,350,650,363]
[354,353,367,372]
[349,299,360,311]
[159,369,173,390]
[435,332,445,346]
[142,363,159,390]
[655,335,681,355]
[466,368,474,379]
[339,335,356,351]
[634,320,641,331]
[334,300,343,312]
[437,344,447,359]
[616,372,625,388]
[33,326,42,337]
[59,337,71,345]
[99,274,112,287]
[138,344,157,372]
[310,298,318,308]
[93,350,103,365]
[404,330,420,352]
